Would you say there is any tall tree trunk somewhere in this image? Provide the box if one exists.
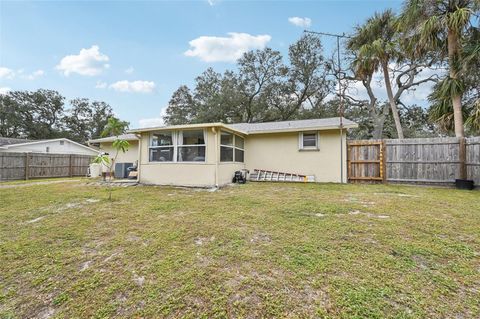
[371,103,391,139]
[381,61,404,139]
[447,30,465,138]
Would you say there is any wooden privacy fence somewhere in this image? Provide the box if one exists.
[0,152,93,181]
[347,137,480,186]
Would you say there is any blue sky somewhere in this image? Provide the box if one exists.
[0,0,409,128]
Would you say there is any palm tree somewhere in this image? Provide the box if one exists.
[101,117,128,137]
[347,10,405,138]
[398,0,480,138]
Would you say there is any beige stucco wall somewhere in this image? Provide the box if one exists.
[138,128,221,187]
[140,163,216,187]
[244,130,347,183]
[218,163,246,185]
[99,141,139,164]
[136,126,347,187]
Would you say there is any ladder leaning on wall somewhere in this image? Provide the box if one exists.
[249,169,315,183]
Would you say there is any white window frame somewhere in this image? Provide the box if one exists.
[299,131,319,151]
[176,129,207,163]
[234,135,245,163]
[220,131,244,163]
[149,131,175,162]
[148,129,207,163]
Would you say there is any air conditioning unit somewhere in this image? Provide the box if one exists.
[114,162,133,179]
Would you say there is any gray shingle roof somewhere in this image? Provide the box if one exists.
[0,137,36,147]
[88,133,139,143]
[226,117,357,133]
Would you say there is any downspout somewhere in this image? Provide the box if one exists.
[212,127,219,188]
[135,133,142,182]
[340,120,344,183]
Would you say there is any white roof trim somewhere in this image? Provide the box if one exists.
[128,118,358,135]
[88,134,139,143]
[3,138,99,153]
[128,123,249,135]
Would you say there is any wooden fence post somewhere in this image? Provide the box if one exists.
[459,137,467,180]
[347,143,351,183]
[381,140,387,183]
[69,154,73,177]
[24,153,29,180]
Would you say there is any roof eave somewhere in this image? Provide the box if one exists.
[128,123,248,135]
[241,124,358,135]
[4,138,99,153]
[88,137,139,143]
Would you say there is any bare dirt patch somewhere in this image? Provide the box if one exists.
[132,273,145,287]
[374,192,420,198]
[250,233,271,244]
[26,216,45,224]
[79,260,92,272]
[348,210,390,219]
[194,236,215,246]
[36,306,55,319]
[0,179,81,189]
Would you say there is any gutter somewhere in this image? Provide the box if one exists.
[238,124,358,135]
[135,133,142,182]
[212,127,219,188]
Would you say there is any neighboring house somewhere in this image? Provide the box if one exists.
[0,137,99,156]
[87,134,139,164]
[129,117,358,187]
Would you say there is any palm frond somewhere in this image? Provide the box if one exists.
[429,102,455,132]
[446,7,472,34]
[465,98,480,131]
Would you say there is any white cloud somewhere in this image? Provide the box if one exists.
[56,45,110,76]
[184,32,272,62]
[0,68,45,80]
[0,87,11,95]
[288,17,312,28]
[138,108,167,128]
[207,0,219,6]
[95,80,108,89]
[125,67,134,74]
[24,69,44,80]
[109,80,155,93]
[0,67,15,79]
[138,117,164,128]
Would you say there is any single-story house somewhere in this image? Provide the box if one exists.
[0,137,99,156]
[87,134,139,163]
[128,117,357,187]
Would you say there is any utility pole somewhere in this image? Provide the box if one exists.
[304,30,351,184]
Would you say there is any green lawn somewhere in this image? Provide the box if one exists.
[1,180,479,318]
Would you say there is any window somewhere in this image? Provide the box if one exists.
[299,132,319,150]
[235,136,244,162]
[46,146,50,153]
[149,131,174,162]
[220,131,233,162]
[148,130,206,162]
[220,131,244,163]
[59,140,64,145]
[177,130,206,162]
[150,147,174,162]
